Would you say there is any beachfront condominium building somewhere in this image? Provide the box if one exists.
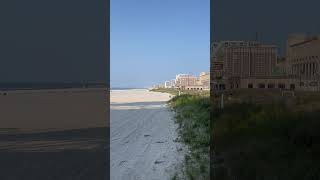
[175,74,196,89]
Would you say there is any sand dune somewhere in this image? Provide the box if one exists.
[111,89,183,180]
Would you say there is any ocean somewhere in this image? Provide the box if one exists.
[111,87,147,90]
[0,82,107,91]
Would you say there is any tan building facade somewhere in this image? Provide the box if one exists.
[221,41,277,78]
[175,74,197,88]
[184,85,207,91]
[240,77,296,90]
[212,41,277,91]
[287,34,320,80]
[211,34,320,92]
[199,72,210,88]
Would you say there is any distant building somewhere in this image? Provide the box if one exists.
[221,41,277,78]
[210,34,320,92]
[171,79,176,87]
[163,79,176,89]
[272,57,287,76]
[199,72,210,89]
[286,34,320,90]
[175,74,197,89]
[211,42,219,59]
[157,83,165,88]
[211,42,224,79]
[184,85,206,91]
[164,81,171,88]
[212,41,278,91]
[240,77,296,90]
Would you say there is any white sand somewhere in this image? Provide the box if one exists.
[111,89,183,180]
[0,88,108,132]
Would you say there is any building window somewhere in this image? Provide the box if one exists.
[278,84,285,89]
[290,84,295,90]
[220,84,226,90]
[267,84,275,88]
[258,83,265,89]
[300,82,304,87]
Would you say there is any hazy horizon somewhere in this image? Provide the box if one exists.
[111,70,209,89]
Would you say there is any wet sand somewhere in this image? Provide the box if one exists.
[111,89,183,180]
[0,88,108,180]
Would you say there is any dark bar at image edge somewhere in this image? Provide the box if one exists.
[0,0,110,179]
[211,0,320,179]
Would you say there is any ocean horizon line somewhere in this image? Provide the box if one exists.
[0,82,107,91]
[111,87,149,90]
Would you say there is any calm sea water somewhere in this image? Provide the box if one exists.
[111,87,147,90]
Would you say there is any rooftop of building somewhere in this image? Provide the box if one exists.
[290,36,319,47]
[213,41,277,48]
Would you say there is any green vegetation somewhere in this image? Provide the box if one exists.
[150,88,180,96]
[150,88,209,97]
[212,90,320,180]
[169,94,210,180]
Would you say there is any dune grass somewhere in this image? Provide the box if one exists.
[212,90,320,180]
[150,88,209,97]
[169,94,210,180]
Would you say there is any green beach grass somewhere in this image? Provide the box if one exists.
[212,90,320,180]
[168,93,210,180]
[150,88,210,179]
[150,88,209,97]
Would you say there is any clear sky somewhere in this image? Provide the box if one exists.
[213,0,320,56]
[111,0,210,88]
[1,0,107,83]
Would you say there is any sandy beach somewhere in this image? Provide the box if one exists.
[111,89,183,180]
[0,88,108,131]
[0,88,108,180]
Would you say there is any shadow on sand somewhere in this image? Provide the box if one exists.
[0,127,109,180]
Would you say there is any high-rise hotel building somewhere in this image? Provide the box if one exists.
[211,41,278,90]
[211,34,320,91]
[220,41,277,78]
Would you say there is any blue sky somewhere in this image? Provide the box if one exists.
[213,0,320,56]
[111,0,209,88]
